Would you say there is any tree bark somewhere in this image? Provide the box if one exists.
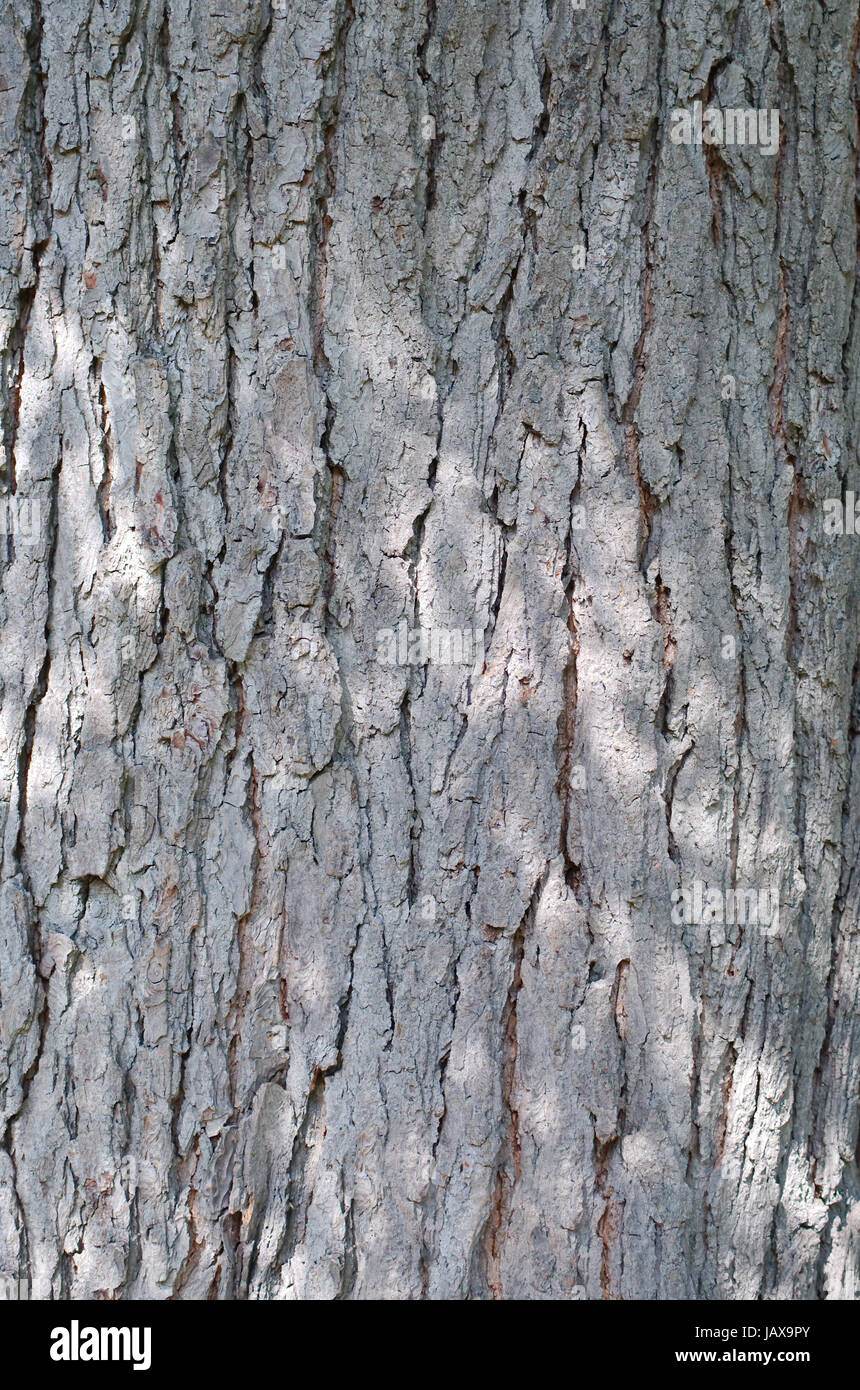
[0,0,858,1300]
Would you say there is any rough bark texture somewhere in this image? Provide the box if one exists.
[0,0,858,1301]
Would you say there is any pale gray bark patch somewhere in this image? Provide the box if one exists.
[0,0,858,1299]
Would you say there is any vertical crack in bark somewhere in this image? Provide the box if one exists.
[480,872,545,1298]
[91,358,116,543]
[4,0,51,497]
[159,6,187,222]
[227,692,264,1118]
[170,1138,206,1301]
[482,931,524,1299]
[596,1160,621,1299]
[653,574,678,735]
[622,110,659,573]
[618,0,669,577]
[419,936,461,1297]
[336,1191,357,1300]
[772,261,802,670]
[558,429,583,898]
[595,958,630,1299]
[518,3,554,255]
[701,56,732,247]
[417,0,438,231]
[275,1017,354,1289]
[14,421,62,893]
[482,14,555,666]
[728,622,747,888]
[271,1066,327,1286]
[4,410,62,1273]
[714,1043,738,1170]
[664,741,694,868]
[310,0,353,658]
[3,271,40,499]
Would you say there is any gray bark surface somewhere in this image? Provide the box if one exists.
[0,0,858,1300]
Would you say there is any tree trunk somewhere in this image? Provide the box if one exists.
[0,0,858,1301]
